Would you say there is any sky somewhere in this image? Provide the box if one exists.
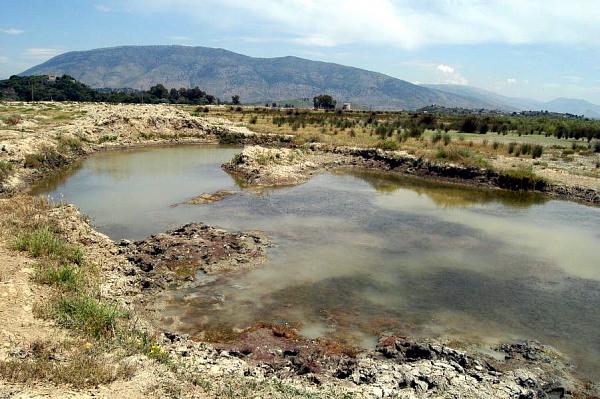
[1,0,600,103]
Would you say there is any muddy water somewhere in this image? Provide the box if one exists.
[35,145,600,379]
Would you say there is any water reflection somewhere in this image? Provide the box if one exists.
[343,169,548,208]
[35,145,600,379]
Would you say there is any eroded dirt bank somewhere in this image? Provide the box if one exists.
[223,145,600,205]
[0,103,598,397]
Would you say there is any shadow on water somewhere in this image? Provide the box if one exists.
[33,145,600,380]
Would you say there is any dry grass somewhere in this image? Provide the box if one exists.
[0,340,135,388]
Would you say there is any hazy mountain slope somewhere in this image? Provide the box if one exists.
[21,45,495,110]
[422,84,600,118]
[422,84,541,111]
[543,98,600,118]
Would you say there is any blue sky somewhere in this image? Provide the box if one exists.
[1,0,599,103]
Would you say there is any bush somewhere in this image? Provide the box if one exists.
[460,117,478,133]
[431,131,442,144]
[442,133,451,146]
[531,145,543,159]
[507,142,516,154]
[249,116,258,124]
[54,296,124,338]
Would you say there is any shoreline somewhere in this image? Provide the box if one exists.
[0,102,598,397]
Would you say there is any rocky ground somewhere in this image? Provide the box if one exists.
[0,102,598,398]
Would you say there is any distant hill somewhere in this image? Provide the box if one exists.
[20,45,500,110]
[542,98,600,119]
[422,84,600,118]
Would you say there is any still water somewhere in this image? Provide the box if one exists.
[34,145,600,378]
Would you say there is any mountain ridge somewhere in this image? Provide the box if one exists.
[19,45,501,110]
[20,45,600,117]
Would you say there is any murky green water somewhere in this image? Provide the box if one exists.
[35,145,600,379]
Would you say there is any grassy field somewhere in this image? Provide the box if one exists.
[183,105,600,184]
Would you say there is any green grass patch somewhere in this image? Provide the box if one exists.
[14,226,84,265]
[54,296,125,338]
[34,263,81,291]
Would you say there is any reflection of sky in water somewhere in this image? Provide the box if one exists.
[36,145,600,379]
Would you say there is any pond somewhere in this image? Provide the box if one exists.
[34,145,600,379]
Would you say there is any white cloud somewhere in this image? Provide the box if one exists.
[561,75,582,82]
[507,78,518,84]
[21,48,65,59]
[94,4,111,12]
[131,0,600,49]
[1,28,24,35]
[0,56,8,64]
[436,64,455,74]
[436,64,468,85]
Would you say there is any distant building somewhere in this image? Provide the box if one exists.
[47,74,58,82]
[342,102,352,111]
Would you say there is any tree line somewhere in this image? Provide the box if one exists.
[0,75,230,105]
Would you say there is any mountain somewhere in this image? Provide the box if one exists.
[542,98,600,119]
[422,84,600,118]
[20,45,498,110]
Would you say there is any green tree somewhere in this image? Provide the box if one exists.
[232,95,240,105]
[149,84,168,99]
[313,94,336,110]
